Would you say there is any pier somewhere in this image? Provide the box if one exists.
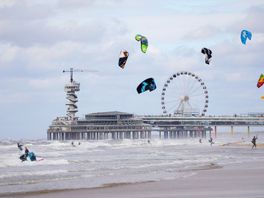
[142,115,264,139]
[47,113,264,140]
[47,69,264,140]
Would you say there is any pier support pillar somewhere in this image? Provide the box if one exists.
[247,126,250,137]
[87,132,90,140]
[148,131,151,139]
[203,131,206,138]
[47,133,51,140]
[214,126,217,138]
[132,132,136,139]
[164,131,168,139]
[169,131,172,139]
[231,126,234,135]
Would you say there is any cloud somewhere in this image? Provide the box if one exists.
[0,19,122,47]
[183,25,224,40]
[0,0,16,8]
[0,43,19,64]
[56,0,95,9]
[243,6,264,32]
[56,0,123,10]
[0,0,55,21]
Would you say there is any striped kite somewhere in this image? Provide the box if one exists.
[257,74,264,88]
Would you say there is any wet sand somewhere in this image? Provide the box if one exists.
[4,161,264,198]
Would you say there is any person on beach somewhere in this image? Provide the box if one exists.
[209,137,214,146]
[251,136,257,149]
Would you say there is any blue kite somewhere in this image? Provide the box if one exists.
[137,78,156,94]
[240,30,252,45]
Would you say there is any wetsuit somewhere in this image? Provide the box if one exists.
[20,147,30,162]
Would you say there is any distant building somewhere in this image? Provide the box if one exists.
[247,112,264,117]
[47,111,152,140]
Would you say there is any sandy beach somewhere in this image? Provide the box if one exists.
[5,160,264,198]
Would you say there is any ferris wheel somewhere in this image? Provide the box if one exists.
[161,71,208,116]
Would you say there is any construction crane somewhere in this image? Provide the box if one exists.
[63,67,98,82]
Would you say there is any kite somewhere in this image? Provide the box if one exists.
[137,78,156,94]
[261,96,264,100]
[140,36,148,53]
[201,48,212,65]
[135,34,148,53]
[135,34,142,42]
[118,50,129,69]
[241,30,252,45]
[257,74,264,88]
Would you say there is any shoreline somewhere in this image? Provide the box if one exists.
[0,162,223,198]
[3,161,264,198]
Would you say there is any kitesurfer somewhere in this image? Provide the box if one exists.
[19,146,38,162]
[19,147,29,162]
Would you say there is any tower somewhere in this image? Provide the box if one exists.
[63,68,80,121]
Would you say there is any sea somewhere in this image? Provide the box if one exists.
[0,131,263,196]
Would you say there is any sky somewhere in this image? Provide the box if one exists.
[0,0,263,139]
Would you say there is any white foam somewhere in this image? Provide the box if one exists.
[0,169,68,179]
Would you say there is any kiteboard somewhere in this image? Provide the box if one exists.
[36,157,44,161]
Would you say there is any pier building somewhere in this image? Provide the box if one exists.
[47,112,152,140]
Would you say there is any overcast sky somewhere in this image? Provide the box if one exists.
[0,0,263,139]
